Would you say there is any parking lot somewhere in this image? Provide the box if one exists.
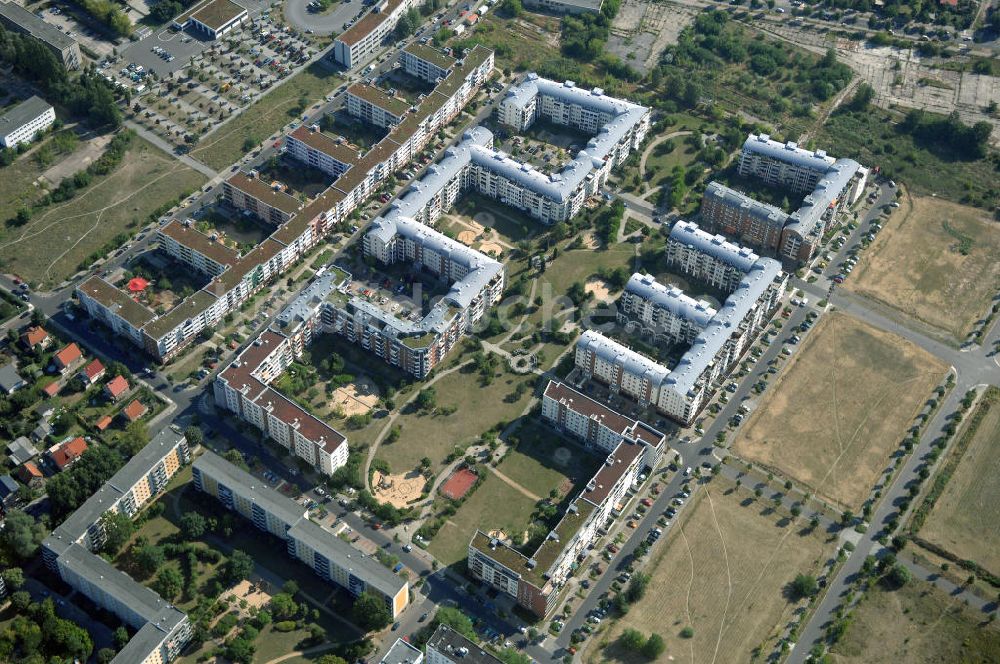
[34,3,119,59]
[111,17,318,150]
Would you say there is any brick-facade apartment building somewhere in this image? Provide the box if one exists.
[41,430,192,664]
[331,0,418,69]
[468,381,663,617]
[75,46,494,365]
[0,2,81,69]
[223,171,303,225]
[579,222,786,424]
[700,134,868,264]
[193,451,409,618]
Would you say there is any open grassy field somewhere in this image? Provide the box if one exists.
[918,388,1000,575]
[0,136,205,287]
[829,578,1000,663]
[191,63,343,171]
[733,313,947,510]
[586,477,837,664]
[376,366,536,473]
[426,472,538,567]
[499,421,600,499]
[846,191,1000,343]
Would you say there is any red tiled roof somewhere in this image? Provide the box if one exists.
[54,343,82,368]
[82,358,105,381]
[95,415,113,431]
[105,375,130,399]
[17,461,42,481]
[51,437,87,470]
[42,382,60,397]
[22,326,48,347]
[122,399,148,422]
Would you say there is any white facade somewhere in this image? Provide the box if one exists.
[0,97,54,148]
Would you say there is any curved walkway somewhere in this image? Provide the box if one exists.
[638,130,692,179]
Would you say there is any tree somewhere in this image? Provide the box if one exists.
[643,633,666,659]
[352,590,391,631]
[884,562,911,589]
[2,510,47,559]
[223,448,250,471]
[179,512,208,540]
[223,550,253,584]
[282,580,299,596]
[789,574,819,601]
[415,387,437,412]
[435,606,476,640]
[9,590,31,611]
[154,567,183,600]
[316,656,349,664]
[97,647,117,663]
[224,635,255,663]
[680,626,694,638]
[101,510,135,555]
[184,425,204,447]
[2,567,25,589]
[496,649,533,664]
[849,83,875,111]
[270,593,298,619]
[135,544,166,577]
[620,628,645,651]
[113,626,130,650]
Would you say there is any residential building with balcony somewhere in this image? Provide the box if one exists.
[223,171,303,225]
[0,2,81,69]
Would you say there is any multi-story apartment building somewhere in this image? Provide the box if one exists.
[193,451,410,618]
[0,96,55,148]
[223,171,303,225]
[400,42,456,83]
[213,329,350,475]
[77,276,158,348]
[41,430,192,664]
[426,624,501,664]
[727,134,869,263]
[578,237,786,424]
[381,638,424,664]
[331,0,417,69]
[617,273,716,345]
[700,181,788,254]
[346,83,411,128]
[0,2,81,69]
[666,220,761,293]
[468,391,660,617]
[75,47,494,365]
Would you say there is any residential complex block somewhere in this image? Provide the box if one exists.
[426,624,501,664]
[41,430,192,664]
[0,95,55,148]
[75,46,494,365]
[469,381,664,617]
[223,171,303,225]
[193,451,410,618]
[579,224,786,424]
[400,43,456,83]
[0,2,81,69]
[346,83,411,128]
[331,0,418,69]
[702,134,869,263]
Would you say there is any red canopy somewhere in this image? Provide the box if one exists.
[127,277,150,293]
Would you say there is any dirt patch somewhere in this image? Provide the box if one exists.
[457,230,478,245]
[846,190,1000,342]
[373,470,427,508]
[330,376,379,417]
[478,241,503,257]
[223,579,273,612]
[580,231,599,249]
[733,313,947,510]
[39,134,113,188]
[584,277,615,303]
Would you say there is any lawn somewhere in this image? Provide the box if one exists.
[829,578,1000,663]
[0,136,205,288]
[585,476,837,664]
[642,139,699,192]
[454,193,540,245]
[426,472,538,568]
[501,421,602,499]
[845,191,1000,343]
[733,313,947,511]
[816,105,999,210]
[191,63,344,171]
[376,366,537,474]
[918,387,1000,576]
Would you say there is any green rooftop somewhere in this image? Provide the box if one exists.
[400,332,435,349]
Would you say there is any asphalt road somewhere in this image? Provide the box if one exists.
[285,0,361,35]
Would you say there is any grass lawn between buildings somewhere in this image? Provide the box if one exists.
[829,578,1000,663]
[845,190,1000,343]
[191,63,343,172]
[585,476,838,664]
[733,313,947,511]
[0,136,206,288]
[917,387,1000,577]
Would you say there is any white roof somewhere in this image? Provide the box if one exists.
[578,329,670,385]
[624,272,716,328]
[742,133,835,172]
[669,220,760,272]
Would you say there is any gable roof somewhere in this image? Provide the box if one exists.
[0,362,24,393]
[54,343,82,368]
[17,462,42,482]
[21,326,49,347]
[50,437,87,470]
[42,381,60,398]
[105,375,130,398]
[0,474,18,498]
[81,358,105,381]
[123,399,148,422]
[95,415,113,431]
[7,437,38,465]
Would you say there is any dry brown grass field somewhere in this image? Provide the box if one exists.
[829,578,1000,663]
[733,313,947,510]
[585,477,837,664]
[919,387,1000,575]
[846,190,1000,343]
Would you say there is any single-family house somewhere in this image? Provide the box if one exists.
[34,401,55,420]
[0,363,26,395]
[6,436,38,465]
[95,415,113,431]
[104,375,129,402]
[52,343,82,374]
[16,461,43,489]
[78,358,106,386]
[49,436,87,471]
[0,475,19,505]
[122,399,148,423]
[20,326,50,351]
[31,421,52,442]
[41,382,60,399]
